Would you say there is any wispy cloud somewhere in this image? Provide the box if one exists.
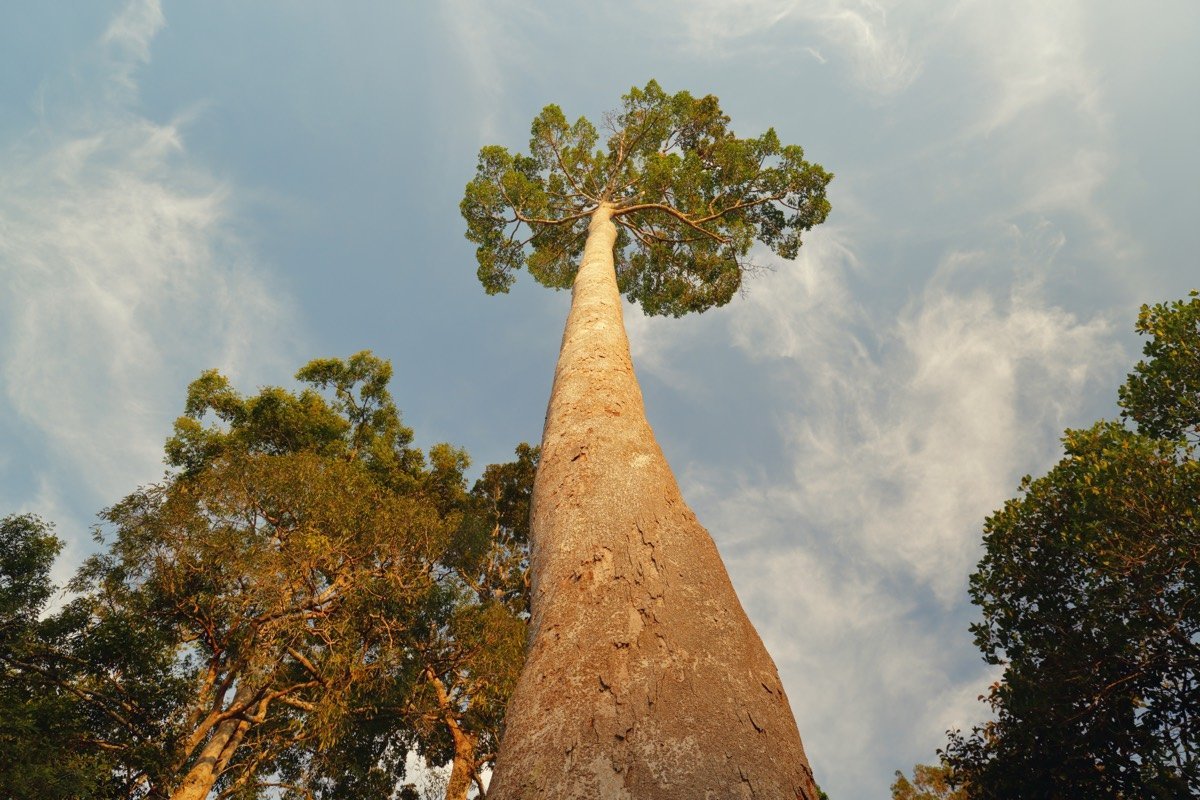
[956,1,1101,136]
[941,1,1121,258]
[743,231,1116,591]
[438,0,538,140]
[0,0,298,515]
[626,2,1137,794]
[101,0,165,97]
[669,0,922,95]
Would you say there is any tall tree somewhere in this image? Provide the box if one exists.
[943,292,1200,798]
[462,80,832,798]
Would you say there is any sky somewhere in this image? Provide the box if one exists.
[1,1,1197,797]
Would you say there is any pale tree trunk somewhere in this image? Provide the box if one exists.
[169,690,256,800]
[426,669,480,800]
[487,205,819,799]
[444,725,478,800]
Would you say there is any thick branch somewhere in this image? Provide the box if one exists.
[619,191,784,227]
[511,207,594,228]
[612,203,729,244]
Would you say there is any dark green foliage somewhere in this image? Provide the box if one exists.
[0,514,59,625]
[0,515,109,799]
[943,293,1200,799]
[1119,290,1200,444]
[462,79,832,316]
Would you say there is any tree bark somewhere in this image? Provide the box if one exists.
[445,726,479,800]
[169,715,250,800]
[426,668,480,800]
[487,205,819,799]
[169,688,256,800]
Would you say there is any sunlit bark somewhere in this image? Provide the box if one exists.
[487,205,818,798]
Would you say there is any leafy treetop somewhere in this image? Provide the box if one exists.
[891,763,968,800]
[461,79,833,316]
[165,351,430,493]
[1119,290,1200,445]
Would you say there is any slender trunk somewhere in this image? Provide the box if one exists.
[445,726,478,800]
[425,668,480,800]
[487,205,819,799]
[169,699,254,800]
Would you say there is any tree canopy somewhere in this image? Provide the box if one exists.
[1,354,535,800]
[461,79,832,316]
[942,292,1200,798]
[1119,291,1200,444]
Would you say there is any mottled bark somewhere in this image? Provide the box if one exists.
[169,712,251,800]
[487,205,818,799]
[426,668,480,800]
[445,728,478,800]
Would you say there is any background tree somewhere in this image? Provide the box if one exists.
[943,292,1200,798]
[0,514,111,799]
[403,444,535,800]
[57,354,452,800]
[462,80,831,798]
[1119,291,1200,444]
[7,354,535,800]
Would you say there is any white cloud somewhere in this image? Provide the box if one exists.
[814,1,921,94]
[955,0,1100,136]
[102,0,165,75]
[0,1,298,514]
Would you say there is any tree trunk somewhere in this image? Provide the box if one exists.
[426,668,480,800]
[169,712,252,800]
[487,205,819,799]
[445,726,478,800]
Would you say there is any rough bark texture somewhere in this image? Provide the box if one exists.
[487,206,818,799]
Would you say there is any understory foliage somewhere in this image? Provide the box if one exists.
[0,353,534,800]
[940,292,1200,799]
[461,79,832,316]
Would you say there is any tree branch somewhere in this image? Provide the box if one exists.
[612,203,729,244]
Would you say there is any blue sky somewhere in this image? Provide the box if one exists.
[1,1,1197,797]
